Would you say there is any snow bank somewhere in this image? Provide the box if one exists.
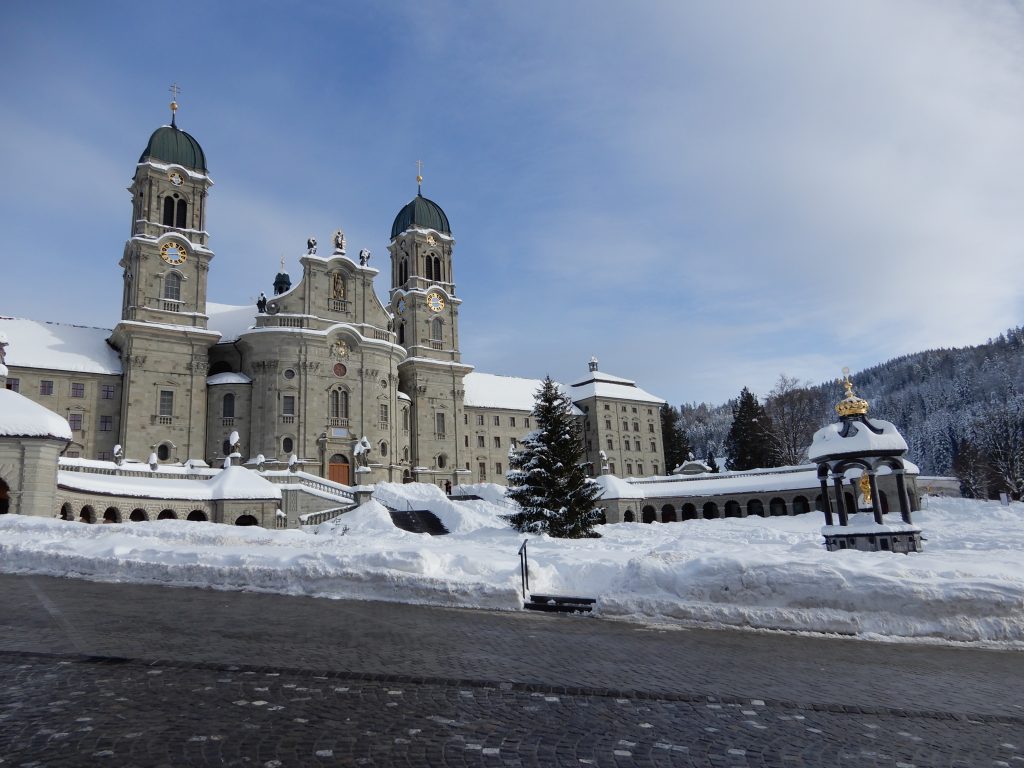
[1,490,1022,647]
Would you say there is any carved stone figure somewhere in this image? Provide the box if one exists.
[332,273,345,300]
[256,292,267,313]
[359,248,371,266]
[307,237,317,255]
[333,229,346,254]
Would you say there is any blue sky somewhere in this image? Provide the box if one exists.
[3,1,1024,404]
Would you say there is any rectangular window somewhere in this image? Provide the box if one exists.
[638,463,644,475]
[635,440,641,451]
[97,451,111,461]
[379,404,389,423]
[476,414,484,426]
[99,415,113,432]
[477,435,485,447]
[68,413,83,431]
[585,420,590,431]
[40,380,53,396]
[524,418,530,428]
[478,462,486,482]
[5,378,19,392]
[606,438,613,450]
[648,409,653,416]
[464,435,469,447]
[605,419,611,430]
[604,404,610,411]
[621,405,626,412]
[633,422,639,432]
[649,423,655,433]
[653,462,659,475]
[283,396,296,416]
[650,440,656,452]
[495,462,502,476]
[66,450,80,459]
[159,390,174,417]
[609,461,616,474]
[626,463,633,475]
[101,384,115,400]
[403,409,410,430]
[436,412,446,436]
[632,407,637,414]
[71,382,85,398]
[623,421,629,431]
[493,436,501,448]
[509,416,516,427]
[510,438,517,449]
[463,413,468,425]
[493,415,500,426]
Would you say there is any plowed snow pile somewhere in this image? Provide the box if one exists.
[2,486,1021,646]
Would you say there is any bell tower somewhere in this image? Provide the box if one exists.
[389,168,472,488]
[109,89,220,463]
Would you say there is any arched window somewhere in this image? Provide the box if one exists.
[398,322,405,345]
[433,257,442,282]
[162,197,174,225]
[623,510,635,522]
[641,505,656,523]
[380,442,388,457]
[103,507,121,523]
[792,496,810,515]
[681,503,697,520]
[437,453,447,469]
[129,508,148,522]
[222,393,235,418]
[431,318,443,342]
[661,504,676,523]
[164,272,181,301]
[424,258,433,281]
[724,500,742,518]
[747,499,765,517]
[187,510,207,522]
[176,198,187,228]
[702,501,719,519]
[330,389,349,419]
[770,497,788,517]
[283,437,293,454]
[157,444,170,461]
[157,509,176,520]
[399,259,408,284]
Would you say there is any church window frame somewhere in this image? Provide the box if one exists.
[162,196,175,226]
[175,198,188,229]
[164,271,182,302]
[605,419,612,430]
[402,408,409,431]
[157,443,171,461]
[39,380,53,396]
[379,404,389,423]
[477,435,485,448]
[282,437,293,454]
[99,415,112,432]
[222,393,235,419]
[101,384,115,399]
[158,390,174,417]
[68,412,83,431]
[430,317,443,342]
[476,414,484,426]
[380,441,388,457]
[398,322,405,345]
[606,438,613,450]
[330,389,350,420]
[71,382,85,398]
[282,395,296,416]
[433,256,442,282]
[435,412,446,438]
[437,453,448,469]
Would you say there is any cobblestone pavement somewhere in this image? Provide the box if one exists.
[0,575,1021,766]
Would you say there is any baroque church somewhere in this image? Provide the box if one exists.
[1,106,668,490]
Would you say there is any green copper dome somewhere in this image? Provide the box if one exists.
[139,124,207,172]
[391,194,450,239]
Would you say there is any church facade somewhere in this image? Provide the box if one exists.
[1,113,666,489]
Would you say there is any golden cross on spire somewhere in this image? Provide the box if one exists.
[416,159,423,194]
[168,82,181,125]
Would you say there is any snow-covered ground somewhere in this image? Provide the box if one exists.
[1,484,1022,648]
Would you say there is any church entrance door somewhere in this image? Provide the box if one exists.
[328,454,350,486]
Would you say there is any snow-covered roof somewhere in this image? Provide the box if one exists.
[57,465,281,501]
[206,303,256,343]
[207,372,252,385]
[568,370,664,405]
[0,389,71,440]
[808,418,908,462]
[463,372,584,415]
[0,317,121,374]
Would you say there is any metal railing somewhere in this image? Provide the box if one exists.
[518,540,530,600]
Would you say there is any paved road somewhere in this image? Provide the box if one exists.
[0,574,1020,767]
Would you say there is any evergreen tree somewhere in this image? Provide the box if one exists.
[505,376,603,538]
[724,387,777,471]
[706,450,720,473]
[660,404,693,473]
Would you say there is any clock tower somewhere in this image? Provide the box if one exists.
[109,95,220,463]
[388,176,472,487]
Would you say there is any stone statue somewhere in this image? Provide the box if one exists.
[307,237,317,255]
[332,274,345,300]
[359,248,371,266]
[333,229,346,254]
[256,292,267,313]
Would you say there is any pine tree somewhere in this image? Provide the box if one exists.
[706,450,720,473]
[660,404,693,473]
[724,387,778,471]
[505,376,603,538]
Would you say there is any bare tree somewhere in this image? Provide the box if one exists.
[974,397,1024,499]
[764,374,827,466]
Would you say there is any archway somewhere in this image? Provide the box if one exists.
[328,453,350,485]
[724,500,741,518]
[60,502,74,521]
[681,503,697,520]
[130,508,148,522]
[623,510,634,522]
[0,479,8,515]
[879,491,890,515]
[102,507,121,524]
[814,494,824,511]
[747,499,764,517]
[187,510,207,522]
[792,496,810,516]
[661,504,676,523]
[157,509,177,520]
[641,505,657,524]
[702,501,718,519]
[79,505,96,524]
[769,497,788,517]
[235,514,259,527]
[844,492,856,515]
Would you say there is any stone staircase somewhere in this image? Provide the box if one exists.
[385,507,449,535]
[524,594,596,614]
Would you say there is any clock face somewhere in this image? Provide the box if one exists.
[160,241,188,266]
[426,292,445,313]
[332,340,350,358]
[396,298,406,315]
[168,171,183,187]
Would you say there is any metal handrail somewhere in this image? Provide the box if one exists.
[518,539,530,600]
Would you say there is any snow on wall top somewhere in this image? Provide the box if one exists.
[808,418,908,462]
[0,317,121,374]
[207,372,252,385]
[0,389,72,440]
[568,371,665,405]
[57,464,281,501]
[464,372,584,415]
[206,303,257,343]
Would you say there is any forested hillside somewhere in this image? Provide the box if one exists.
[677,327,1024,476]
